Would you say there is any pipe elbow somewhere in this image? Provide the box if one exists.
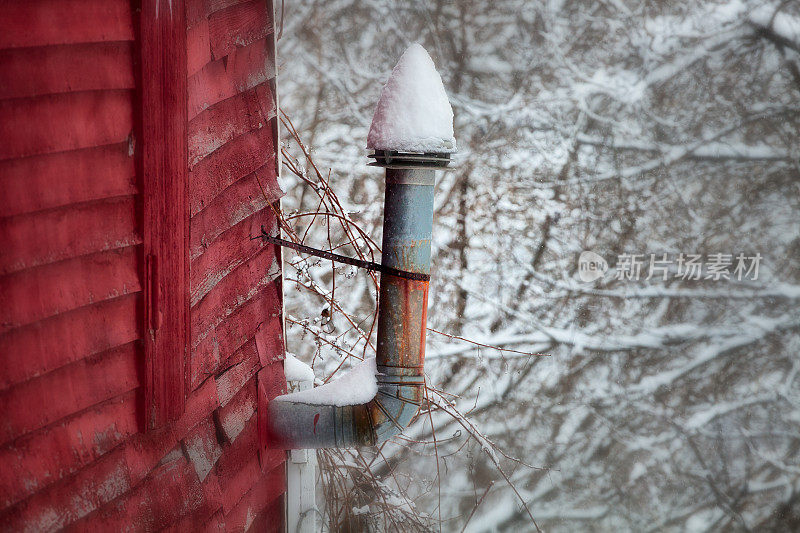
[266,374,425,449]
[369,376,425,444]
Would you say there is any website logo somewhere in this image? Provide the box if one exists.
[578,250,608,282]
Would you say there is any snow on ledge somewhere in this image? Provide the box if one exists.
[283,353,315,382]
[274,357,378,406]
[367,43,456,153]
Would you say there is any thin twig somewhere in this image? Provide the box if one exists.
[428,327,551,357]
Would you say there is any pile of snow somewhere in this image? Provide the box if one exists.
[367,43,456,153]
[283,352,315,382]
[274,357,378,406]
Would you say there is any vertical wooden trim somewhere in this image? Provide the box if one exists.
[269,0,285,368]
[139,0,188,430]
[262,0,285,459]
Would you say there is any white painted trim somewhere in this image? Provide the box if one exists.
[285,380,318,533]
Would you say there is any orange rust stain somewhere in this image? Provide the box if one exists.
[393,278,428,368]
[419,282,429,364]
[400,278,412,364]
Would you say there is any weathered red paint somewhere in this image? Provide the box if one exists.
[208,0,273,60]
[0,247,140,333]
[0,342,140,445]
[190,201,276,296]
[192,284,283,389]
[217,378,258,442]
[187,36,275,119]
[189,126,277,215]
[0,197,141,275]
[0,142,136,218]
[0,294,141,389]
[187,18,212,77]
[0,391,139,509]
[0,0,134,49]
[257,362,287,469]
[191,247,278,345]
[0,0,286,529]
[189,82,275,166]
[0,90,134,160]
[139,0,190,429]
[0,42,135,100]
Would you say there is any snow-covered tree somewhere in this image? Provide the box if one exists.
[277,1,800,530]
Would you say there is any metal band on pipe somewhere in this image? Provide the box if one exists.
[254,228,431,282]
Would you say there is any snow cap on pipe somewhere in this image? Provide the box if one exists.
[275,357,378,406]
[367,43,456,153]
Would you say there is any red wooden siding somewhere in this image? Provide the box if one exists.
[0,0,286,530]
[186,2,286,526]
[0,0,145,527]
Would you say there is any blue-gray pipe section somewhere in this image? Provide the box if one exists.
[268,168,435,449]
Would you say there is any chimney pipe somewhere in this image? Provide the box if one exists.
[268,43,455,449]
[267,152,449,449]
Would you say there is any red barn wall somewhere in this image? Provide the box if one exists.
[0,0,287,530]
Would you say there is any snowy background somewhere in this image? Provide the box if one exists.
[275,1,800,531]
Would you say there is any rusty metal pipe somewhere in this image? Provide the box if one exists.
[268,165,437,449]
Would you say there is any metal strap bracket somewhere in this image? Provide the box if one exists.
[254,226,431,282]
